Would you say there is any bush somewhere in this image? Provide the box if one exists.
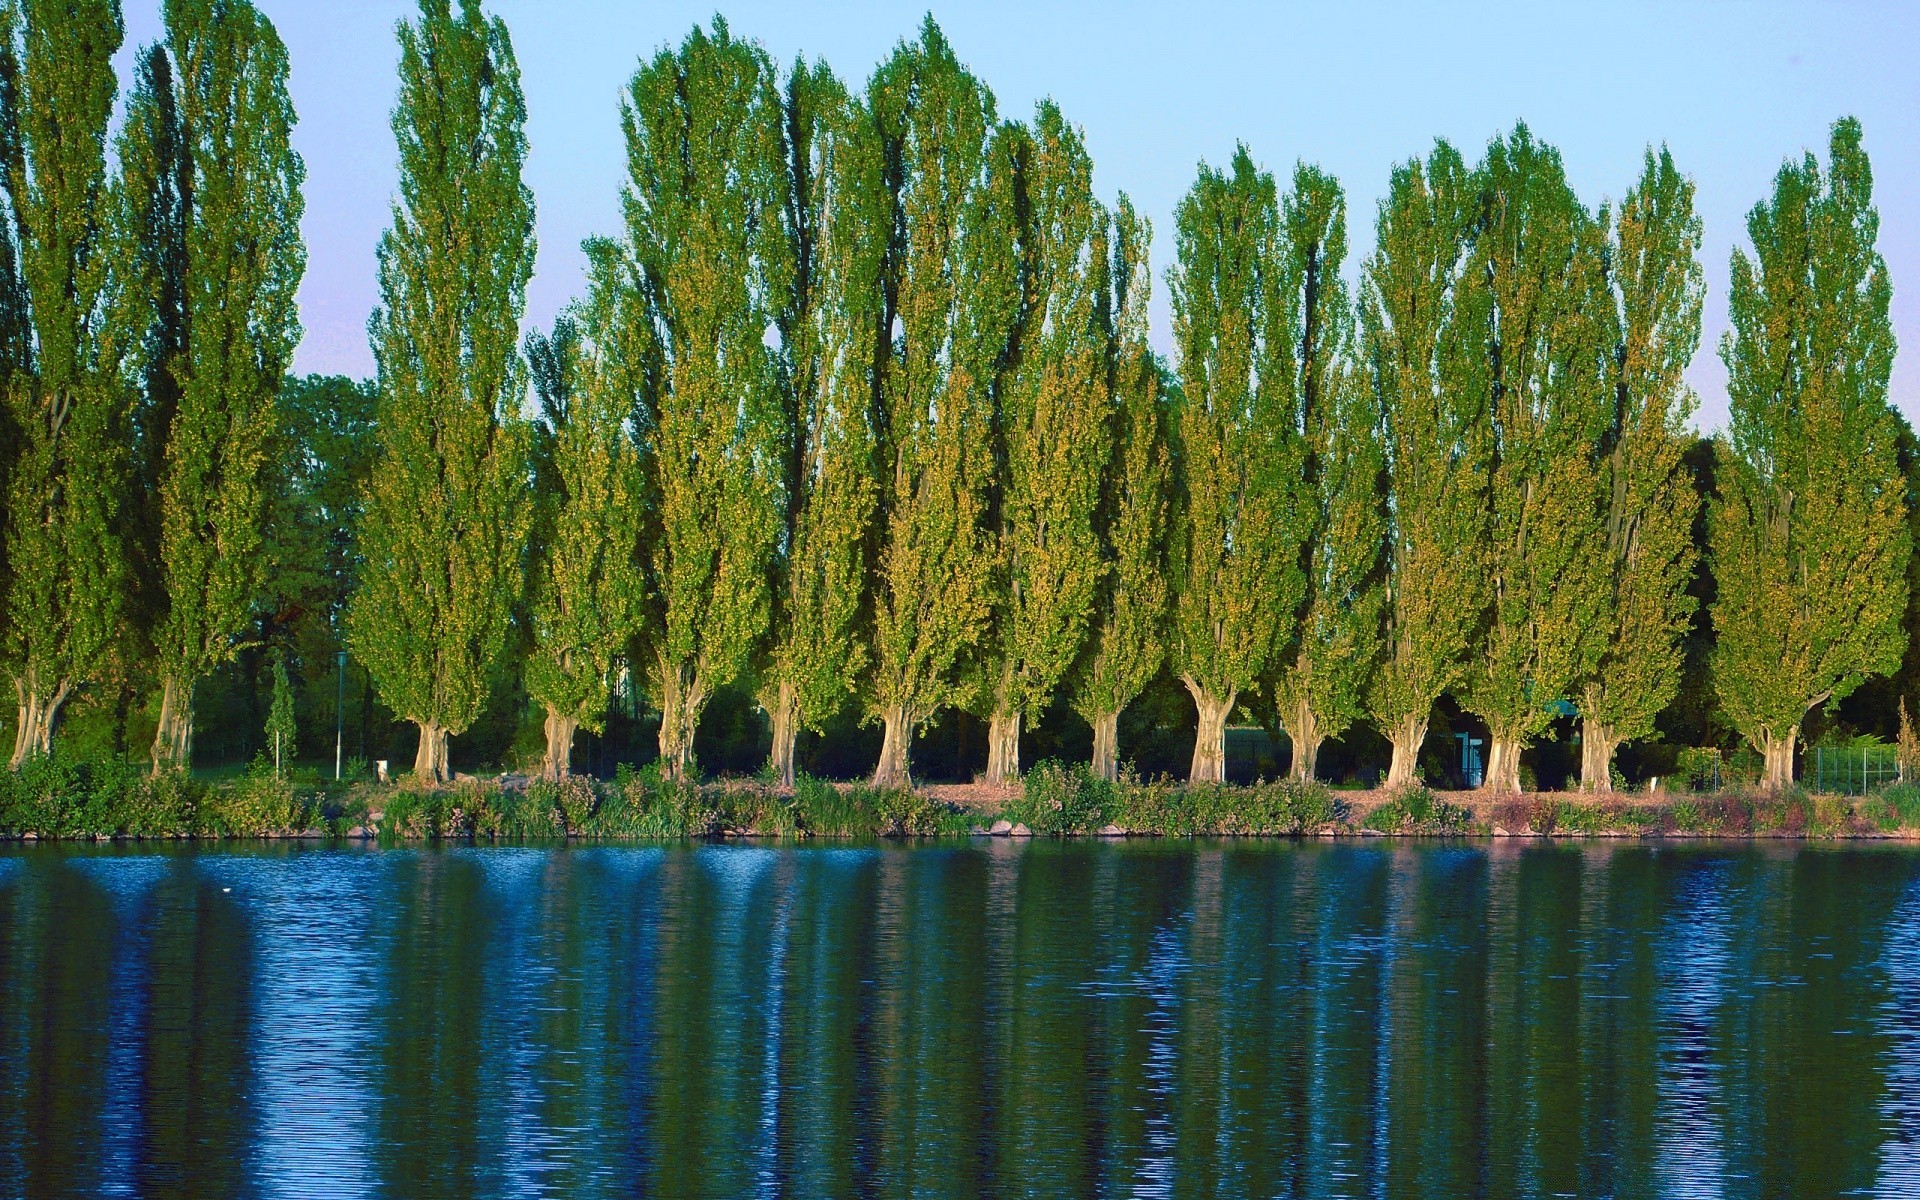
[1231,778,1344,835]
[1362,784,1473,834]
[1009,761,1114,834]
[1874,783,1920,832]
[202,761,313,836]
[1670,792,1756,835]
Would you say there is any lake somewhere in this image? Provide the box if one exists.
[2,840,1918,1199]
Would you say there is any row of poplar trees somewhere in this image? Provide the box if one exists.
[0,0,1902,796]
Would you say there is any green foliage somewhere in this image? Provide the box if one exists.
[1270,164,1385,775]
[143,0,306,768]
[1580,148,1704,772]
[1,0,132,765]
[761,59,884,771]
[1071,198,1169,766]
[349,0,535,781]
[266,650,296,774]
[1362,142,1487,776]
[863,20,1018,783]
[522,311,643,773]
[1167,145,1310,775]
[1872,783,1920,830]
[1458,126,1614,784]
[975,101,1112,771]
[1361,785,1474,834]
[1010,760,1116,834]
[609,18,789,778]
[202,758,311,836]
[1712,118,1908,781]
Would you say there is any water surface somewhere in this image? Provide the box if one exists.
[2,840,1918,1199]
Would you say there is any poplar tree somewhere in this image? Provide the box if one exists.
[977,101,1110,784]
[348,0,535,783]
[1268,164,1385,781]
[864,21,1019,788]
[615,19,789,781]
[1071,197,1168,782]
[1712,118,1905,790]
[1578,147,1703,791]
[761,59,883,788]
[1,0,130,768]
[110,40,188,662]
[146,0,306,770]
[1458,127,1613,794]
[523,312,643,779]
[1363,142,1487,789]
[1166,146,1309,783]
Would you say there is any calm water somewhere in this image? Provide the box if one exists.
[2,840,1919,1199]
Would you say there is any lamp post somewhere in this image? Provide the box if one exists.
[335,648,348,780]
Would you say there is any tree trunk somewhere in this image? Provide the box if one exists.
[983,707,1021,785]
[413,719,449,784]
[542,705,578,780]
[1286,697,1322,783]
[655,656,709,783]
[1485,734,1523,794]
[1384,713,1428,789]
[1761,725,1798,791]
[1184,678,1235,785]
[150,674,195,773]
[767,680,799,789]
[10,675,67,768]
[871,703,912,790]
[1580,716,1620,793]
[1090,709,1121,783]
[10,676,71,770]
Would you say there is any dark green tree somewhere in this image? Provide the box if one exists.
[1,0,130,767]
[1268,164,1385,781]
[977,101,1111,784]
[761,59,883,787]
[1071,197,1168,782]
[1458,127,1613,794]
[863,21,1019,787]
[523,312,643,778]
[1712,118,1906,789]
[1579,147,1703,790]
[348,0,534,783]
[1363,142,1487,788]
[144,0,306,770]
[619,20,790,781]
[1166,146,1309,783]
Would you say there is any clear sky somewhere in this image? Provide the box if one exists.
[117,0,1920,431]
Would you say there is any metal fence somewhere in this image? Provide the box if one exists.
[1809,744,1904,795]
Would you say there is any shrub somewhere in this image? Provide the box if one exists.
[203,762,313,836]
[1010,761,1113,834]
[1880,783,1920,831]
[1670,792,1755,835]
[1363,785,1473,834]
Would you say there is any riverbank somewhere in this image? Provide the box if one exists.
[4,755,1920,842]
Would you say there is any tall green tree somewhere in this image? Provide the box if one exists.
[863,21,1019,788]
[1072,197,1167,782]
[1166,146,1309,783]
[1578,147,1703,791]
[1712,117,1906,790]
[110,40,188,671]
[760,59,883,788]
[1,0,130,768]
[1458,127,1613,794]
[1363,142,1487,789]
[522,312,643,779]
[144,0,306,770]
[611,19,789,781]
[265,646,294,775]
[348,0,534,783]
[976,100,1110,784]
[1267,164,1385,781]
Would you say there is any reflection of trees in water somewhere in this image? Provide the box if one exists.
[4,842,1920,1198]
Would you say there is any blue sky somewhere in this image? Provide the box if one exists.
[118,1,1920,431]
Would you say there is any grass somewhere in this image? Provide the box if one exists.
[6,748,1920,842]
